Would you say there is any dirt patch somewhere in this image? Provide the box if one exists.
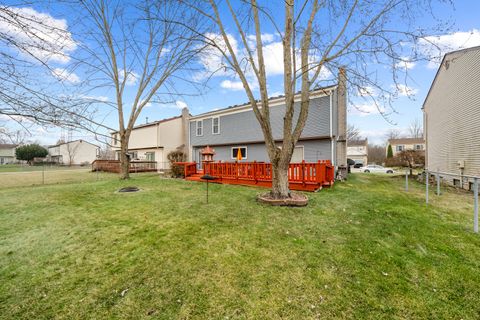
[257,192,308,207]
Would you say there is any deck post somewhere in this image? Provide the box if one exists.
[253,161,257,183]
[301,160,305,186]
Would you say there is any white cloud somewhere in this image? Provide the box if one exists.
[418,29,480,68]
[357,86,377,97]
[220,80,245,91]
[246,33,276,45]
[394,84,418,97]
[119,69,139,86]
[51,68,80,84]
[195,33,333,88]
[349,103,385,117]
[175,100,188,109]
[395,57,416,70]
[0,7,77,64]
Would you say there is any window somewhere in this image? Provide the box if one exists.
[196,120,203,136]
[453,179,461,187]
[212,117,220,134]
[231,147,247,160]
[145,152,155,161]
[396,145,404,152]
[113,134,118,145]
[415,144,423,150]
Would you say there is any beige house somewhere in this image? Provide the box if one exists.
[0,144,17,164]
[48,140,99,165]
[423,46,480,188]
[347,139,368,165]
[387,138,425,157]
[111,109,189,170]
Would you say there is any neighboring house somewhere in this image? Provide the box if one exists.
[347,139,368,165]
[0,144,17,164]
[187,73,347,170]
[111,111,189,170]
[423,46,480,188]
[387,138,425,157]
[48,140,99,165]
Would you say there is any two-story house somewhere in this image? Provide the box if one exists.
[0,144,18,164]
[423,46,480,188]
[111,112,190,170]
[48,140,99,165]
[387,138,425,157]
[347,139,368,166]
[187,74,347,170]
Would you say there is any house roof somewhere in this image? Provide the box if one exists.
[0,143,17,149]
[388,138,424,145]
[348,139,368,146]
[48,139,99,148]
[190,84,338,119]
[111,115,182,134]
[422,45,480,110]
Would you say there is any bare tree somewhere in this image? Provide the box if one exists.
[0,126,29,145]
[408,118,423,138]
[65,0,205,179]
[189,0,448,199]
[0,4,97,130]
[385,129,401,141]
[65,141,80,166]
[347,124,362,142]
[368,144,386,165]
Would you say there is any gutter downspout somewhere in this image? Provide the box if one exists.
[330,91,334,166]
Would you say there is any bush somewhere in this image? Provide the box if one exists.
[167,150,187,178]
[15,144,48,164]
[387,144,393,158]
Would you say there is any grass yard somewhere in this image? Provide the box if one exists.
[1,174,479,319]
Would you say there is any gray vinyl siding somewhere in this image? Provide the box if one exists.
[423,47,480,177]
[192,139,332,164]
[190,94,332,147]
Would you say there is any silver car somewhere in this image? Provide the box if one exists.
[362,164,394,174]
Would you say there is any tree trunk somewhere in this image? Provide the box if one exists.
[271,159,291,199]
[120,137,130,179]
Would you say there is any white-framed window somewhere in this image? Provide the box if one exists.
[113,134,118,145]
[396,145,404,152]
[231,146,247,160]
[196,120,203,136]
[145,152,155,161]
[415,144,423,150]
[212,117,220,135]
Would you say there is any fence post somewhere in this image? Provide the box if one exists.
[474,177,478,233]
[253,161,257,183]
[405,169,408,192]
[425,170,429,205]
[436,173,441,196]
[301,160,305,185]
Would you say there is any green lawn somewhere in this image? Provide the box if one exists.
[1,174,479,319]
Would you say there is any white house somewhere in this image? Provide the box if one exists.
[111,110,189,170]
[0,144,17,164]
[347,139,368,165]
[48,140,99,165]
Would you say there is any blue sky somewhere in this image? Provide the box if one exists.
[2,1,480,146]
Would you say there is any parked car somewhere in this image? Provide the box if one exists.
[353,162,364,168]
[362,164,394,174]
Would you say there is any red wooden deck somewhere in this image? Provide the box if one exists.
[176,161,334,192]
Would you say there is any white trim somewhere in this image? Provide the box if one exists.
[330,92,335,165]
[231,146,248,160]
[195,120,203,136]
[212,116,220,135]
[190,87,336,121]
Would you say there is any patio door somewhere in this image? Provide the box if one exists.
[291,146,304,163]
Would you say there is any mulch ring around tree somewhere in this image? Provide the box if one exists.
[257,192,308,207]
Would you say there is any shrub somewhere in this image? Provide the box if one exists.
[15,144,48,164]
[387,144,393,158]
[167,150,187,178]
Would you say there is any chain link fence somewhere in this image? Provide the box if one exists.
[404,169,479,233]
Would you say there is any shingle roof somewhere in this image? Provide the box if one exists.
[388,138,424,145]
[0,143,17,149]
[348,139,368,146]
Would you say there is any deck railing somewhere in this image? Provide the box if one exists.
[175,162,197,177]
[201,160,334,186]
[92,160,157,173]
